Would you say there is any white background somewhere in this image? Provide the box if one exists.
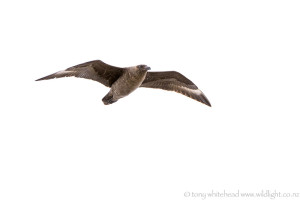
[0,0,299,199]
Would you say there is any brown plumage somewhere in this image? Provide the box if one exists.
[36,60,211,106]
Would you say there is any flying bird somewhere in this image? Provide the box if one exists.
[36,60,211,107]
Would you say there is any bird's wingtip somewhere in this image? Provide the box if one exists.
[200,93,211,107]
[35,77,46,81]
[202,99,211,107]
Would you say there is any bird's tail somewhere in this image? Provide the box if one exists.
[35,70,76,81]
[102,92,118,105]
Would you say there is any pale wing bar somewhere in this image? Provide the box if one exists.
[141,71,211,106]
[36,60,124,87]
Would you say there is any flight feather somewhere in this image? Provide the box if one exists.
[36,60,124,87]
[141,71,211,106]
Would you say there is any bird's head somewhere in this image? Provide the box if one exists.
[137,64,151,71]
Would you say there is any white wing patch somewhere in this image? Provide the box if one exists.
[180,86,202,95]
[56,70,71,75]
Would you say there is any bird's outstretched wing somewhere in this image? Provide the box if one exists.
[140,71,211,106]
[36,60,124,87]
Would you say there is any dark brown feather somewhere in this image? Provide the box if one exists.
[36,60,124,87]
[142,71,197,89]
[140,71,211,106]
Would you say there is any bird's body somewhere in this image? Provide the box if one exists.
[102,66,148,104]
[36,60,211,106]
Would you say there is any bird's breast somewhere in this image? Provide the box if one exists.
[111,70,147,98]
